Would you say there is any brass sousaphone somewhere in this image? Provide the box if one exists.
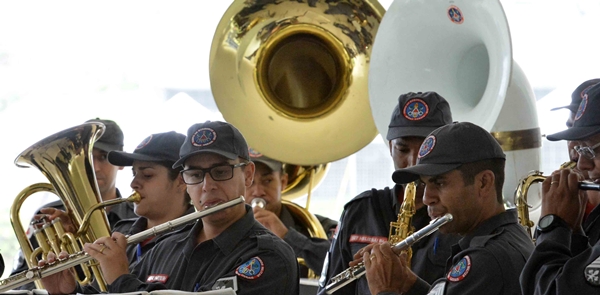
[209,0,385,278]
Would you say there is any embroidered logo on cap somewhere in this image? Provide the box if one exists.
[584,255,600,286]
[192,128,217,147]
[236,257,264,279]
[447,255,471,282]
[136,135,153,150]
[575,94,588,121]
[448,6,464,24]
[418,135,436,158]
[403,98,429,121]
[248,147,262,158]
[146,274,169,283]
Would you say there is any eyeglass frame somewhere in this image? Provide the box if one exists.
[574,141,600,160]
[180,162,248,184]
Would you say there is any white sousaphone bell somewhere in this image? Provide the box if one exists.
[368,0,542,213]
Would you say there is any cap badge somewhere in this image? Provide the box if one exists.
[403,98,429,121]
[236,257,264,280]
[448,5,464,24]
[192,128,217,147]
[584,255,600,286]
[136,135,153,150]
[248,147,263,158]
[447,255,471,282]
[575,94,588,121]
[418,135,436,158]
[581,84,596,99]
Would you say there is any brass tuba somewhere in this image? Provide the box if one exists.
[9,123,130,291]
[209,0,385,279]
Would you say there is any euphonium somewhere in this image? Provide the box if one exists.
[388,181,416,267]
[514,161,600,240]
[8,123,132,291]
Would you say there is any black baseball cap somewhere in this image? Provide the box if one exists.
[108,131,186,166]
[392,122,506,184]
[248,147,283,172]
[173,121,250,168]
[386,91,453,140]
[86,118,124,152]
[547,83,600,141]
[551,78,600,113]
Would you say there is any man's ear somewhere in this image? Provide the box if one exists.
[244,162,255,187]
[477,170,496,196]
[280,172,289,190]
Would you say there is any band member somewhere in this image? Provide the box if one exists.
[10,118,137,289]
[318,92,461,295]
[246,149,338,276]
[362,122,533,295]
[520,83,600,294]
[40,121,299,295]
[108,131,194,264]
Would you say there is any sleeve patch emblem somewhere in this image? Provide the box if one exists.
[236,257,264,279]
[447,255,471,282]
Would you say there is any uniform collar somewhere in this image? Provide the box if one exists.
[182,204,257,256]
[457,209,518,250]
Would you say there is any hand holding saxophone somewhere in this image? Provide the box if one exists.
[541,169,587,232]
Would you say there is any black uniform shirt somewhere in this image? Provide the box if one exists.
[317,185,461,295]
[280,204,338,275]
[520,216,600,295]
[404,209,533,295]
[584,204,600,246]
[108,205,299,295]
[112,205,196,265]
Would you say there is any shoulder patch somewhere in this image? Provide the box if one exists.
[447,255,471,282]
[585,255,600,286]
[236,257,264,279]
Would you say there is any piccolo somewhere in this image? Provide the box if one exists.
[324,213,453,294]
[0,196,245,292]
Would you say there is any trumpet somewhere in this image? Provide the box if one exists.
[324,214,453,294]
[0,196,245,292]
[515,161,600,240]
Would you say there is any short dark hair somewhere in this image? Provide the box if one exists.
[163,162,192,207]
[456,158,505,203]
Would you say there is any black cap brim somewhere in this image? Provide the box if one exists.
[108,151,166,166]
[392,163,462,184]
[94,142,123,153]
[173,149,239,168]
[386,126,440,141]
[546,126,600,141]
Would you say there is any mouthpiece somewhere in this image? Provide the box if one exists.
[251,198,266,209]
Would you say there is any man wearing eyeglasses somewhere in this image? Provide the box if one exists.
[40,121,300,295]
[520,83,600,294]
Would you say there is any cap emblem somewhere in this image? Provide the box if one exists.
[136,135,153,150]
[248,147,262,158]
[403,98,429,121]
[447,255,471,282]
[418,135,436,158]
[575,94,588,121]
[192,128,217,147]
[448,5,464,24]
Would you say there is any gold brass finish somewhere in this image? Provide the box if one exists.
[210,0,385,165]
[389,182,416,267]
[491,127,542,151]
[9,123,115,291]
[281,163,329,202]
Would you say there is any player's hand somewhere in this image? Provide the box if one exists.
[84,232,130,284]
[38,251,77,294]
[252,207,288,238]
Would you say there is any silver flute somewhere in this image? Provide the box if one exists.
[324,213,453,294]
[0,196,245,292]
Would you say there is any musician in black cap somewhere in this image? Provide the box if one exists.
[246,149,337,276]
[40,121,299,295]
[108,131,194,265]
[10,118,137,290]
[318,92,461,295]
[361,122,533,295]
[520,83,600,294]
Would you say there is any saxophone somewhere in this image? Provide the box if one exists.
[388,181,416,266]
